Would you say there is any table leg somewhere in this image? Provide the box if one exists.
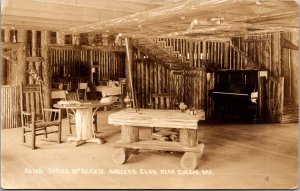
[179,129,204,170]
[112,125,139,164]
[68,108,104,146]
[179,129,198,147]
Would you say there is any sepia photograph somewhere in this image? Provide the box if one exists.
[0,0,299,189]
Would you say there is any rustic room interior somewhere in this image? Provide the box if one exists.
[0,0,299,189]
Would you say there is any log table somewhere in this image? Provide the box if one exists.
[108,109,205,170]
[54,101,112,146]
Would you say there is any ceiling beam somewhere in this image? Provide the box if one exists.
[67,0,236,34]
[67,0,298,38]
[2,15,89,28]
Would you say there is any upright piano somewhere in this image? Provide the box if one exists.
[209,69,267,123]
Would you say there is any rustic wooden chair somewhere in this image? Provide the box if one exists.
[76,82,88,101]
[65,92,78,135]
[65,92,98,133]
[151,93,176,109]
[150,93,178,141]
[20,83,62,150]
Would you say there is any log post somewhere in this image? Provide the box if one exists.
[41,31,52,109]
[16,29,27,84]
[4,29,10,43]
[189,41,193,67]
[290,31,298,105]
[125,37,136,108]
[72,34,78,45]
[180,144,204,170]
[112,148,131,165]
[224,42,229,68]
[277,77,284,123]
[112,125,139,164]
[28,30,37,85]
[179,128,198,147]
[28,30,37,115]
[4,29,10,84]
[32,30,37,57]
[271,32,281,76]
[56,31,65,45]
[121,125,139,143]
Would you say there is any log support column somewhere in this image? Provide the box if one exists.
[56,31,65,45]
[16,29,27,84]
[4,29,10,84]
[41,31,52,109]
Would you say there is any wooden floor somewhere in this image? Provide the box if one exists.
[1,109,298,189]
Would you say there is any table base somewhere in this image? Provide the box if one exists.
[67,136,104,147]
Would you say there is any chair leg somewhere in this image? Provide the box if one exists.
[68,118,72,135]
[58,125,61,144]
[22,128,26,143]
[94,116,98,133]
[32,130,36,150]
[44,127,48,138]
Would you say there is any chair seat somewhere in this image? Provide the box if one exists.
[35,120,61,128]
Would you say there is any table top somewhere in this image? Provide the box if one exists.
[108,109,205,129]
[95,85,121,91]
[53,100,112,109]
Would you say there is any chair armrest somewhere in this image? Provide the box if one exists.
[43,108,61,112]
[43,108,61,122]
[21,111,35,127]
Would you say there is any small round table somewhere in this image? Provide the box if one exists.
[54,101,112,146]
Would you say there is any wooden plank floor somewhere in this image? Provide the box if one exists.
[1,109,298,189]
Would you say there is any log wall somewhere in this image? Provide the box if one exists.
[131,58,207,111]
[49,46,126,91]
[134,32,298,122]
[231,32,298,105]
[1,85,20,129]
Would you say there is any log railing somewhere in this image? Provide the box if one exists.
[1,85,20,129]
[229,44,259,70]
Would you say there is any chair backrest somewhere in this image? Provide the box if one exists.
[78,82,88,90]
[20,83,44,120]
[77,83,88,100]
[151,93,176,109]
[66,92,79,101]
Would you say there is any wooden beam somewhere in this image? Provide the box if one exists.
[2,19,80,31]
[41,31,51,109]
[24,0,159,13]
[281,37,299,50]
[1,42,24,49]
[125,37,136,109]
[56,31,65,45]
[61,0,297,40]
[4,29,10,43]
[2,0,139,23]
[67,0,236,34]
[26,57,45,62]
[48,44,126,52]
[16,29,27,84]
[32,30,37,57]
[271,32,281,76]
